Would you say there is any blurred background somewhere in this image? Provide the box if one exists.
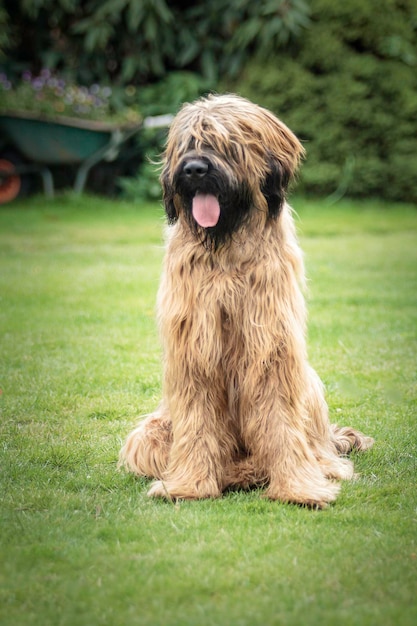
[0,0,416,203]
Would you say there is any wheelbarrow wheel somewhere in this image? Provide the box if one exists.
[0,151,31,205]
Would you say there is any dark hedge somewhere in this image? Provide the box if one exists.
[232,0,417,203]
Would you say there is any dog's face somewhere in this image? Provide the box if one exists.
[161,94,304,248]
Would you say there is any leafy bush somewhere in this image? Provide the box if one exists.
[231,0,417,202]
[0,4,11,58]
[133,71,212,117]
[1,0,310,86]
[118,160,162,202]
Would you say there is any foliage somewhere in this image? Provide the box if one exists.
[133,71,213,117]
[230,0,417,203]
[118,159,162,202]
[3,0,417,203]
[180,0,310,81]
[0,3,11,58]
[0,195,416,625]
[0,68,141,123]
[1,0,310,86]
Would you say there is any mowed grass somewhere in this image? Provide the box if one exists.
[0,194,416,626]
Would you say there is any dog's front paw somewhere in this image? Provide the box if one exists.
[147,478,221,501]
[147,481,172,499]
[265,479,340,509]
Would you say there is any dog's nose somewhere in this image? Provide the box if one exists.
[183,159,208,178]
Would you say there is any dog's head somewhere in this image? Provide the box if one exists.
[161,94,304,248]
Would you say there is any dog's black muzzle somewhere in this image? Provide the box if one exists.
[183,159,209,180]
[174,155,216,197]
[171,152,253,249]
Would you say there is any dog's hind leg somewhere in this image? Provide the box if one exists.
[302,366,363,481]
[304,366,374,459]
[119,403,172,479]
[331,424,374,455]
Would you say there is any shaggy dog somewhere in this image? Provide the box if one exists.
[120,94,373,507]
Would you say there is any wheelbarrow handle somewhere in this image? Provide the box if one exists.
[142,114,174,129]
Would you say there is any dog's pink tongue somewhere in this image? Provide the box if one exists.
[192,194,220,228]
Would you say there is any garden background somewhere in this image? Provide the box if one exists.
[0,2,416,625]
[1,0,416,202]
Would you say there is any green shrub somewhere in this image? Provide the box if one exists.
[119,160,162,202]
[1,1,309,86]
[134,71,212,117]
[231,0,417,202]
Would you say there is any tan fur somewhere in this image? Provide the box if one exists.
[119,94,373,507]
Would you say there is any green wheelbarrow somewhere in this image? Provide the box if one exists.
[0,111,172,203]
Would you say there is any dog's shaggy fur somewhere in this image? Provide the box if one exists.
[120,94,373,507]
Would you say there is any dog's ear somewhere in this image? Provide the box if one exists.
[259,109,304,218]
[164,191,178,224]
[161,171,178,224]
[261,157,290,219]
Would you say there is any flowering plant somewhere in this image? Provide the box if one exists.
[0,69,141,125]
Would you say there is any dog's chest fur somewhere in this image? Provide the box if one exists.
[158,216,306,389]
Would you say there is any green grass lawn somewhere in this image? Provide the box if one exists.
[1,193,416,626]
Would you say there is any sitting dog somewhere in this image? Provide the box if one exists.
[120,94,373,507]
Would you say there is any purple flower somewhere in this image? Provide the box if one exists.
[32,77,44,91]
[22,71,32,82]
[74,104,89,114]
[101,86,112,98]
